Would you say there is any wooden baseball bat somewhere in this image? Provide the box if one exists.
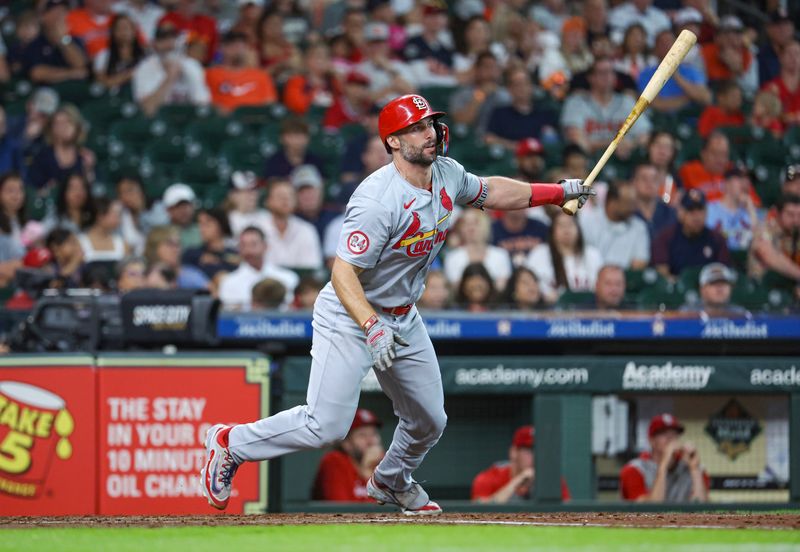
[562,29,698,215]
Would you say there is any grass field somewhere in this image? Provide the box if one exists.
[2,524,798,552]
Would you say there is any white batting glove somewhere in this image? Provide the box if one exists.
[363,316,409,371]
[559,179,596,209]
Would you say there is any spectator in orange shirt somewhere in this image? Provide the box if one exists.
[158,0,219,65]
[472,425,571,503]
[66,0,113,61]
[206,30,276,114]
[678,131,729,202]
[282,43,339,115]
[700,15,758,98]
[697,80,744,138]
[311,408,384,502]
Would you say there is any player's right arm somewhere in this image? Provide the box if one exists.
[331,258,376,329]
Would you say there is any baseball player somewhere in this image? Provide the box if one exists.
[201,94,595,515]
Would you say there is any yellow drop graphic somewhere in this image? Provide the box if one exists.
[54,409,75,438]
[56,438,72,460]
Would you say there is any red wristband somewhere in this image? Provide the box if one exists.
[529,183,564,207]
[361,314,379,334]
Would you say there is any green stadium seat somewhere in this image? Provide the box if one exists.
[624,267,668,294]
[156,104,215,132]
[231,103,287,132]
[52,80,107,106]
[1,78,33,105]
[109,117,170,152]
[636,284,684,310]
[677,266,704,292]
[25,190,53,222]
[309,132,346,179]
[193,184,229,209]
[745,130,788,166]
[220,136,270,174]
[175,153,223,186]
[729,249,749,274]
[82,97,139,137]
[555,290,595,309]
[762,270,797,292]
[751,163,784,207]
[418,86,457,112]
[716,125,753,161]
[338,123,367,142]
[784,126,800,162]
[185,117,246,149]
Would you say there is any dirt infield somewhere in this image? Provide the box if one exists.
[2,513,798,530]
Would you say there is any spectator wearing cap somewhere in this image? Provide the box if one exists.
[681,262,747,317]
[66,0,113,61]
[22,0,89,84]
[403,0,457,87]
[761,40,800,127]
[227,170,270,237]
[217,225,299,309]
[263,117,325,178]
[182,207,240,280]
[132,21,210,117]
[562,58,652,159]
[486,66,559,152]
[162,183,201,249]
[671,7,708,78]
[580,179,651,270]
[697,80,744,138]
[608,0,670,48]
[5,88,58,171]
[113,0,166,44]
[758,10,796,86]
[678,131,731,203]
[157,0,218,65]
[749,193,800,284]
[472,425,571,503]
[620,413,709,503]
[652,189,731,279]
[706,166,760,252]
[205,30,277,114]
[292,165,338,242]
[449,52,509,140]
[633,162,677,240]
[356,22,416,107]
[282,43,340,115]
[514,138,547,183]
[312,408,385,502]
[263,178,323,270]
[27,104,95,192]
[92,14,146,91]
[322,71,372,131]
[701,15,759,98]
[638,29,711,114]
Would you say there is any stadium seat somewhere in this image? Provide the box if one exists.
[156,104,215,132]
[175,152,223,186]
[745,130,787,167]
[555,290,595,309]
[82,97,140,137]
[309,132,346,179]
[0,78,33,116]
[185,117,246,149]
[52,80,107,106]
[220,136,271,174]
[762,270,797,292]
[729,249,749,274]
[418,86,457,112]
[231,103,287,132]
[624,267,667,294]
[677,266,704,292]
[109,117,170,151]
[784,126,800,162]
[717,126,753,161]
[636,285,684,310]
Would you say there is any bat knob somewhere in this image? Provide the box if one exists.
[561,199,580,216]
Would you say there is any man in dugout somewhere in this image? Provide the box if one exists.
[620,413,710,502]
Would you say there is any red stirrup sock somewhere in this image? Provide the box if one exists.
[529,183,564,207]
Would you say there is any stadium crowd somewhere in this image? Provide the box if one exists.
[0,0,798,314]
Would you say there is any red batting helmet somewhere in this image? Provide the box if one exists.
[379,94,445,149]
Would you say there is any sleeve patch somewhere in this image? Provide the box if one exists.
[346,231,370,255]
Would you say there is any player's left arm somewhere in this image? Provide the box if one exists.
[482,176,595,211]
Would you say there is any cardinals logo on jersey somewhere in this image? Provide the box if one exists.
[392,211,449,257]
[440,187,453,211]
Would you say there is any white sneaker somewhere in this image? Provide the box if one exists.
[200,424,239,510]
[367,475,442,516]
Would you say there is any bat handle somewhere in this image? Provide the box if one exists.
[561,199,580,216]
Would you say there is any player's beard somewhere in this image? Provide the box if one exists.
[399,138,436,166]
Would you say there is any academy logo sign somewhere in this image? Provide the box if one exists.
[705,399,761,461]
[622,361,715,390]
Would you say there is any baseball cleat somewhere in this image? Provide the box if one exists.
[201,424,239,510]
[367,475,442,516]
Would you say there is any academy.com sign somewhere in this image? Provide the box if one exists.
[454,365,589,388]
[622,361,715,390]
[750,366,800,386]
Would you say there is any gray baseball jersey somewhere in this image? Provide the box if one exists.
[335,156,487,307]
[226,156,487,495]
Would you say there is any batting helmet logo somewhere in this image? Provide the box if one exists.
[378,94,446,147]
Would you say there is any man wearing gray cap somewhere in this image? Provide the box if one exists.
[682,262,747,317]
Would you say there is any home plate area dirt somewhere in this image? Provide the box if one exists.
[2,513,798,530]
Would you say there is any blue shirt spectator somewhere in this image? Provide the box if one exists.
[491,211,549,267]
